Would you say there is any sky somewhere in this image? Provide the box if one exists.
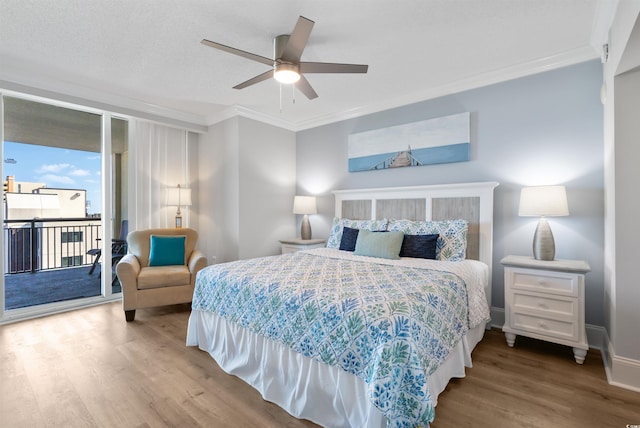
[3,141,102,214]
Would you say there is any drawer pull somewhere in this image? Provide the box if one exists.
[537,280,548,286]
[538,322,549,330]
[537,302,548,309]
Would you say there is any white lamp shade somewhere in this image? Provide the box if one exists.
[166,186,192,207]
[293,196,317,215]
[519,185,569,217]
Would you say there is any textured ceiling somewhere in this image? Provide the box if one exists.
[0,0,601,130]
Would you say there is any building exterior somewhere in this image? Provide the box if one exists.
[3,176,101,273]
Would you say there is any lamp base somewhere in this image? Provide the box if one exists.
[533,217,555,261]
[300,214,312,240]
[175,206,183,228]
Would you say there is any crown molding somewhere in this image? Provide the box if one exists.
[292,46,600,131]
[210,46,600,132]
[205,105,297,131]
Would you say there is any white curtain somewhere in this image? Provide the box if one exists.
[129,120,190,230]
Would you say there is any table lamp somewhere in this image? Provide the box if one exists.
[293,196,317,240]
[166,184,192,228]
[518,185,569,261]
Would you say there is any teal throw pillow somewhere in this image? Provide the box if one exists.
[354,230,404,260]
[149,235,186,266]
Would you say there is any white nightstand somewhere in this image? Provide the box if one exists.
[279,238,326,254]
[501,255,591,364]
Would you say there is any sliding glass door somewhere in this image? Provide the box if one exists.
[1,94,128,319]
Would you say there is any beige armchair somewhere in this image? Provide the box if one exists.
[116,228,207,322]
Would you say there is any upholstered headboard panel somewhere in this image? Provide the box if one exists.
[342,196,481,260]
[334,182,498,306]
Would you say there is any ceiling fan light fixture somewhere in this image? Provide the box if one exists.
[202,16,367,100]
[274,63,300,84]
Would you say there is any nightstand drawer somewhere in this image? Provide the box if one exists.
[511,312,579,342]
[511,270,578,296]
[512,293,577,319]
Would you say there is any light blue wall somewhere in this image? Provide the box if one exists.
[296,60,604,325]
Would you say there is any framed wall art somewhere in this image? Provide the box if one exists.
[348,112,470,172]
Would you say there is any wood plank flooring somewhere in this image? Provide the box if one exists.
[1,302,639,427]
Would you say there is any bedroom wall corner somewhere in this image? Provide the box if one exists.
[237,116,296,260]
[198,116,296,264]
[198,117,240,264]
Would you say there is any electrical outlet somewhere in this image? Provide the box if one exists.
[210,256,217,264]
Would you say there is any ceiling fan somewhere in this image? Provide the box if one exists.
[201,16,368,100]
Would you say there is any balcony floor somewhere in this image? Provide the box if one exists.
[4,266,121,310]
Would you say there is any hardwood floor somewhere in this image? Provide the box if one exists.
[1,302,639,427]
[432,332,640,428]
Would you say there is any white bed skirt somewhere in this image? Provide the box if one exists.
[186,310,486,428]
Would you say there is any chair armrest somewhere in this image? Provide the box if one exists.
[116,254,141,287]
[187,250,208,285]
[116,254,142,311]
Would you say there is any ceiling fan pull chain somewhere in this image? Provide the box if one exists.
[279,83,283,113]
[292,84,296,104]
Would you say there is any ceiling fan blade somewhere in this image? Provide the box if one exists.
[280,16,315,62]
[201,39,273,66]
[233,70,273,90]
[300,62,368,74]
[296,75,318,100]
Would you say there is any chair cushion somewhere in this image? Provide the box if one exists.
[149,235,186,266]
[127,228,198,268]
[137,265,191,290]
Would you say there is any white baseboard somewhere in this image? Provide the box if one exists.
[602,329,640,392]
[490,307,640,391]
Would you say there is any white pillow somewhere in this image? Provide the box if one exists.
[326,217,389,249]
[387,219,468,261]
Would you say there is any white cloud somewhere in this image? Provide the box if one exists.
[39,174,75,185]
[36,163,71,174]
[70,169,91,176]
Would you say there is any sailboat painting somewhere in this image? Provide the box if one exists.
[348,112,470,172]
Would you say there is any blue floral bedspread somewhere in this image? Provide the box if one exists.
[192,251,471,427]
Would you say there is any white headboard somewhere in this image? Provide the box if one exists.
[333,181,499,307]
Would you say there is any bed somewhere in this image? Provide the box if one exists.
[187,181,498,427]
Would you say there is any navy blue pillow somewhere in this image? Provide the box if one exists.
[339,227,360,251]
[400,234,439,259]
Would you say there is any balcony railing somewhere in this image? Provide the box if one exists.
[3,217,102,274]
